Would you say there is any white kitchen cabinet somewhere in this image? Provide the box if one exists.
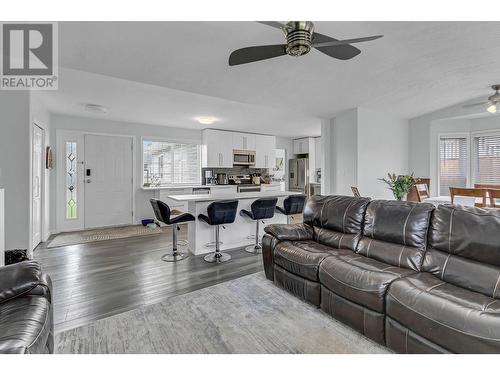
[293,138,310,155]
[202,129,233,168]
[255,134,276,169]
[232,132,256,151]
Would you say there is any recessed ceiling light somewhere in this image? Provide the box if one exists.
[84,103,108,114]
[195,116,217,125]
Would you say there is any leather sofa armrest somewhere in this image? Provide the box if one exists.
[0,261,52,304]
[264,223,314,241]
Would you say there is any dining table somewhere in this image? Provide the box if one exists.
[422,196,451,207]
[422,196,490,207]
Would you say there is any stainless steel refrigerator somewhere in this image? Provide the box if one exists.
[289,158,309,193]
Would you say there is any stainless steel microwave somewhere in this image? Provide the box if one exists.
[233,150,255,166]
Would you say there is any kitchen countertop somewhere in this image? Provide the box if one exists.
[141,182,281,190]
[168,190,300,202]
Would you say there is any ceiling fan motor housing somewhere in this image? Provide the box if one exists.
[285,21,314,57]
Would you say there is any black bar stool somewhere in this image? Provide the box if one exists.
[240,197,278,254]
[198,200,239,263]
[150,199,195,262]
[276,194,306,224]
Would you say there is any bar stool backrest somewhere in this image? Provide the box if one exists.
[150,199,171,224]
[283,194,306,215]
[207,200,239,225]
[251,197,278,220]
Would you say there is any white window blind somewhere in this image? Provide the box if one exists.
[143,140,201,186]
[439,137,467,196]
[473,134,500,185]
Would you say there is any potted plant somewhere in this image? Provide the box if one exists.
[380,173,420,201]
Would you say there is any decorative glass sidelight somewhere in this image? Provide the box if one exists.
[66,141,77,219]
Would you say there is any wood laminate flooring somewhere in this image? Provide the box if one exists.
[34,225,263,333]
[57,273,389,354]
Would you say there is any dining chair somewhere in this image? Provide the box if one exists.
[351,186,361,197]
[415,183,430,202]
[488,189,500,208]
[449,187,488,208]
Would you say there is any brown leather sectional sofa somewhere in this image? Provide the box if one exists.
[262,195,500,353]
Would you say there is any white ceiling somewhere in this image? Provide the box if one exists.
[53,21,500,132]
[45,68,321,137]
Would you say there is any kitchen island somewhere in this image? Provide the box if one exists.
[168,190,301,255]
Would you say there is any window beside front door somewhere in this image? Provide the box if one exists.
[143,139,201,187]
[65,141,78,219]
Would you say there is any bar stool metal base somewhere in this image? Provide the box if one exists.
[245,244,262,254]
[204,252,231,263]
[161,251,189,262]
[160,224,190,262]
[245,219,263,255]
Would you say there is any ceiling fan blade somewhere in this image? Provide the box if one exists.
[313,35,384,48]
[311,32,361,60]
[463,102,488,108]
[229,44,287,66]
[257,21,290,30]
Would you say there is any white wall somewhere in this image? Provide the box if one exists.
[470,116,500,132]
[0,189,4,266]
[0,91,31,251]
[411,109,500,196]
[357,108,409,199]
[321,107,409,199]
[408,97,493,193]
[322,109,358,196]
[30,92,52,249]
[332,109,358,195]
[50,114,202,232]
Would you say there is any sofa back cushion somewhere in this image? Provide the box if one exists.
[303,195,370,251]
[424,204,500,298]
[357,200,434,271]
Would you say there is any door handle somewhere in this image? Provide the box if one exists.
[86,179,91,183]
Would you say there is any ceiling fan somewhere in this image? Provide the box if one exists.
[228,21,383,66]
[463,85,500,114]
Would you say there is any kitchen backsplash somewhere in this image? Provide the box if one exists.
[202,166,269,183]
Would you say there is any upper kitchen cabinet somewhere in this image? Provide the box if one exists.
[255,134,276,169]
[232,132,256,150]
[202,129,233,168]
[293,137,310,155]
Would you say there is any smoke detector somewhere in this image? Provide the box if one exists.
[84,103,108,114]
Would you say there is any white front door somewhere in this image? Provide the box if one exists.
[32,125,43,248]
[84,135,133,229]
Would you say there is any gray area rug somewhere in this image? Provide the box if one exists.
[47,225,168,248]
[56,272,389,354]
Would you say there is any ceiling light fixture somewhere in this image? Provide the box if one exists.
[487,102,500,114]
[195,116,218,125]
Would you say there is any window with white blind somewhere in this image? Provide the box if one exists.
[142,140,201,187]
[439,137,468,196]
[473,133,500,185]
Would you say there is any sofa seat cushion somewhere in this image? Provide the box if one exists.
[0,296,52,354]
[274,240,352,282]
[319,254,415,313]
[386,272,500,353]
